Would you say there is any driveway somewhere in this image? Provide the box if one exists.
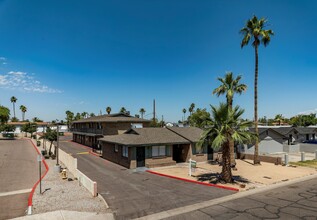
[166,176,317,219]
[59,140,235,219]
[0,139,39,220]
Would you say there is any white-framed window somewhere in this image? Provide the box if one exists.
[122,146,128,157]
[152,146,166,157]
[114,144,118,152]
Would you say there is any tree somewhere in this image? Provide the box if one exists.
[74,113,82,120]
[106,106,111,114]
[182,108,187,123]
[0,105,10,124]
[240,15,274,164]
[20,105,27,121]
[189,108,211,128]
[21,122,37,137]
[274,114,284,126]
[189,103,195,116]
[213,72,247,167]
[139,108,146,119]
[10,96,17,119]
[81,112,88,118]
[120,107,127,114]
[0,124,15,133]
[32,117,43,122]
[198,103,254,183]
[65,110,74,128]
[90,113,96,117]
[40,127,57,155]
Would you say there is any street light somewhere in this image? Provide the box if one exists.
[54,121,61,173]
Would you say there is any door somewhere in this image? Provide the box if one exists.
[136,147,145,167]
[207,145,213,160]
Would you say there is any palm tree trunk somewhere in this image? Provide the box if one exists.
[13,103,16,118]
[221,141,233,183]
[227,99,236,168]
[254,45,260,165]
[49,142,53,155]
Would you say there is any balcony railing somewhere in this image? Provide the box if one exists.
[71,128,103,134]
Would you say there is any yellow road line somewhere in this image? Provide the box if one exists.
[77,152,89,155]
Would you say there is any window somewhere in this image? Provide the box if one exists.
[122,146,128,157]
[152,146,166,157]
[114,144,118,152]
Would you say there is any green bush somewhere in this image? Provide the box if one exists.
[3,133,14,138]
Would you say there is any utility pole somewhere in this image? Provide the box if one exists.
[54,123,61,172]
[153,99,156,123]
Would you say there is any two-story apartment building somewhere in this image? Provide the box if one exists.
[71,113,151,147]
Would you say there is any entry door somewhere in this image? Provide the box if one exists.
[136,147,145,167]
[207,145,213,160]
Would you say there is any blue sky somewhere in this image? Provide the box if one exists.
[0,0,316,122]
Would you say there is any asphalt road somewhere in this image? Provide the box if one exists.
[0,139,40,220]
[166,177,317,219]
[59,140,235,219]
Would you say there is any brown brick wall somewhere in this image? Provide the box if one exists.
[101,142,131,168]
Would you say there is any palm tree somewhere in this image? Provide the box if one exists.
[81,112,88,118]
[120,107,126,114]
[198,103,253,183]
[240,15,274,164]
[213,72,247,167]
[20,105,27,121]
[274,114,284,126]
[189,103,195,116]
[106,106,111,114]
[139,108,146,119]
[10,96,17,118]
[182,108,187,123]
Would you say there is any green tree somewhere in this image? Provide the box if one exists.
[106,106,111,114]
[189,103,195,116]
[0,124,16,133]
[120,107,127,114]
[240,15,274,164]
[74,113,82,120]
[40,127,57,155]
[20,105,27,121]
[198,103,254,183]
[189,108,211,128]
[32,117,43,122]
[90,113,96,117]
[81,112,88,118]
[0,105,10,124]
[10,96,17,119]
[213,72,247,167]
[65,110,75,128]
[274,114,284,126]
[139,108,146,119]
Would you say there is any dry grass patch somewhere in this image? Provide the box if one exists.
[290,160,317,169]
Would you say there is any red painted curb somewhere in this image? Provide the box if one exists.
[146,170,239,192]
[27,139,49,207]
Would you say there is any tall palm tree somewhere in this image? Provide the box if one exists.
[198,103,253,183]
[182,108,187,123]
[20,105,27,121]
[189,103,195,116]
[139,108,146,119]
[240,15,274,164]
[10,96,17,118]
[106,106,111,114]
[213,72,247,167]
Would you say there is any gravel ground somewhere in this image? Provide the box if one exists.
[32,145,110,215]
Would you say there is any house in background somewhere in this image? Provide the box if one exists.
[239,127,317,155]
[71,113,151,148]
[7,122,49,135]
[99,127,210,169]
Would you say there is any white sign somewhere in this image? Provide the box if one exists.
[37,154,42,162]
[188,159,197,176]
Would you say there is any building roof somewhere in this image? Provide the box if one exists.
[99,127,190,146]
[7,122,49,126]
[166,127,203,142]
[72,113,150,124]
[250,126,317,137]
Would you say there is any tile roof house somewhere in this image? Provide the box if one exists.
[71,113,151,148]
[99,127,213,169]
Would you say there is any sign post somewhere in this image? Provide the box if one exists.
[37,154,42,194]
[188,159,197,176]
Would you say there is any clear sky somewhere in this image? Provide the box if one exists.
[0,0,316,122]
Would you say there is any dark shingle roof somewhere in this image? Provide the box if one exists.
[73,113,150,124]
[167,127,203,142]
[99,128,189,146]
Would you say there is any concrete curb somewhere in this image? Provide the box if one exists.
[27,139,49,215]
[97,193,109,209]
[146,170,239,192]
[135,173,317,220]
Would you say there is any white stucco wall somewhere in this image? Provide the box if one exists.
[241,136,284,155]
